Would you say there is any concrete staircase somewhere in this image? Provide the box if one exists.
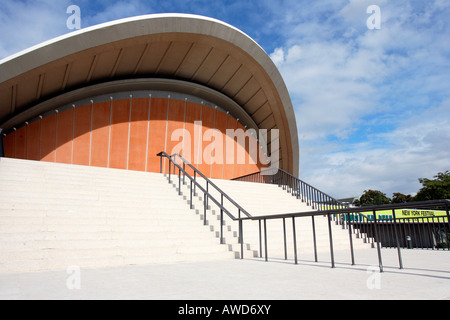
[0,158,234,273]
[173,174,371,262]
[0,157,370,273]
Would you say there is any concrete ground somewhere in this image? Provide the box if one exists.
[0,248,449,300]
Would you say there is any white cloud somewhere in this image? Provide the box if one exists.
[300,99,450,199]
[0,0,72,59]
[273,40,380,141]
[83,0,153,26]
[270,48,285,66]
[270,0,450,199]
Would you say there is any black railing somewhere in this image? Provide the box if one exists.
[342,206,450,250]
[233,168,347,211]
[155,156,449,271]
[157,152,251,258]
[237,199,450,272]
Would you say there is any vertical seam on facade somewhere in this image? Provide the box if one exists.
[163,95,170,173]
[107,98,112,168]
[126,96,132,170]
[196,103,203,168]
[11,129,15,158]
[71,107,75,165]
[222,115,227,179]
[89,101,93,166]
[210,108,216,179]
[145,95,151,172]
[24,125,28,159]
[182,98,187,159]
[39,117,42,160]
[54,111,58,162]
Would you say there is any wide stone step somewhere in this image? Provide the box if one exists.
[0,157,372,273]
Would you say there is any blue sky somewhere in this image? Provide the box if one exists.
[1,0,449,199]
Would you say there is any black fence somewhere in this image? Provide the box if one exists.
[342,214,450,250]
[233,168,347,211]
[237,200,450,272]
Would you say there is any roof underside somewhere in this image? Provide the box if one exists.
[0,14,299,176]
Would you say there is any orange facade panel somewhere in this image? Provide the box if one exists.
[210,110,227,179]
[72,104,91,166]
[26,121,40,161]
[197,105,215,178]
[223,116,237,180]
[184,101,202,177]
[90,101,111,168]
[128,98,150,172]
[14,126,27,160]
[109,99,130,169]
[40,114,57,162]
[3,130,15,158]
[55,109,74,164]
[234,122,260,178]
[2,97,264,180]
[166,99,186,162]
[147,97,168,173]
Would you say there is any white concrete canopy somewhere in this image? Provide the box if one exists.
[0,13,299,176]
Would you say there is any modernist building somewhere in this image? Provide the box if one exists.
[0,14,299,179]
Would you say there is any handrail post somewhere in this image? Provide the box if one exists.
[159,154,162,173]
[203,191,207,225]
[314,188,318,210]
[311,216,318,262]
[178,166,181,195]
[168,160,171,183]
[283,218,287,260]
[193,171,197,196]
[220,194,224,244]
[206,181,209,209]
[327,213,335,268]
[259,220,262,258]
[238,208,242,244]
[446,201,450,251]
[392,209,403,269]
[309,186,313,208]
[264,219,268,262]
[301,182,306,202]
[190,179,193,210]
[239,219,244,259]
[292,217,298,265]
[373,209,384,273]
[347,213,355,265]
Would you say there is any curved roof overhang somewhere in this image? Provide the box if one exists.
[0,13,299,176]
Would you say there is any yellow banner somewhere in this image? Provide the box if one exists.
[358,209,448,221]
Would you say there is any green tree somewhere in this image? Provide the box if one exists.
[414,171,450,201]
[392,192,413,203]
[358,190,391,206]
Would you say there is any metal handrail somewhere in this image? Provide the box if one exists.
[233,167,347,211]
[235,199,450,272]
[170,153,251,218]
[156,151,251,258]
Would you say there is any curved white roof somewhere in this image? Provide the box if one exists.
[0,13,299,175]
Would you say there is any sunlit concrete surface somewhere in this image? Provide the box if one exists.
[1,248,449,300]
